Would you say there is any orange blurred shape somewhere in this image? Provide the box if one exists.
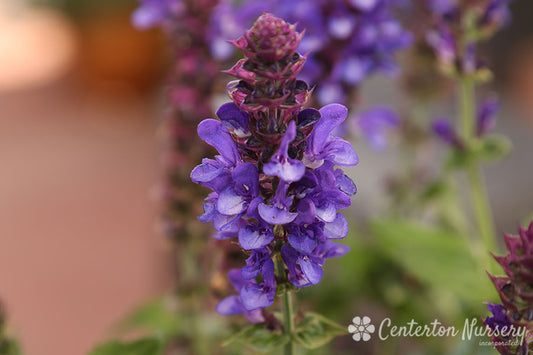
[0,4,76,92]
[74,9,164,93]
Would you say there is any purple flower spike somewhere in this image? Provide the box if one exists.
[193,14,357,320]
[484,221,533,353]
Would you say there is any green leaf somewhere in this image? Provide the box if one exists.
[89,337,165,355]
[223,324,289,352]
[294,312,347,349]
[370,219,496,306]
[445,135,512,170]
[116,298,181,337]
[475,135,512,162]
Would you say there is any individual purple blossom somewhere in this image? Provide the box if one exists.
[476,98,499,137]
[485,303,512,331]
[353,107,401,150]
[209,0,412,105]
[263,122,305,183]
[192,14,358,318]
[431,118,464,149]
[431,98,498,148]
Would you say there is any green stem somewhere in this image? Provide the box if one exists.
[459,77,498,268]
[276,255,295,355]
[282,290,296,355]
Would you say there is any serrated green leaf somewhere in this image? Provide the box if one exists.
[294,312,347,349]
[370,219,496,306]
[223,324,289,352]
[89,337,165,355]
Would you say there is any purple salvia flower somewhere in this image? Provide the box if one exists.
[263,121,306,183]
[210,0,412,105]
[192,14,358,318]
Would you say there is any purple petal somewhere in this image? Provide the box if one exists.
[288,230,317,254]
[324,214,349,239]
[315,203,337,223]
[322,241,351,259]
[295,199,316,224]
[227,268,246,292]
[198,196,216,223]
[476,98,499,137]
[432,118,461,147]
[216,188,247,216]
[261,258,276,287]
[198,119,239,165]
[263,159,306,183]
[336,173,357,196]
[241,284,275,311]
[258,203,298,225]
[299,257,323,285]
[190,160,224,184]
[311,104,348,155]
[238,225,274,250]
[213,212,240,231]
[216,102,249,135]
[232,163,259,197]
[216,295,244,316]
[324,138,359,166]
[263,121,306,182]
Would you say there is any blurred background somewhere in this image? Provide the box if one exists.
[0,0,532,354]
